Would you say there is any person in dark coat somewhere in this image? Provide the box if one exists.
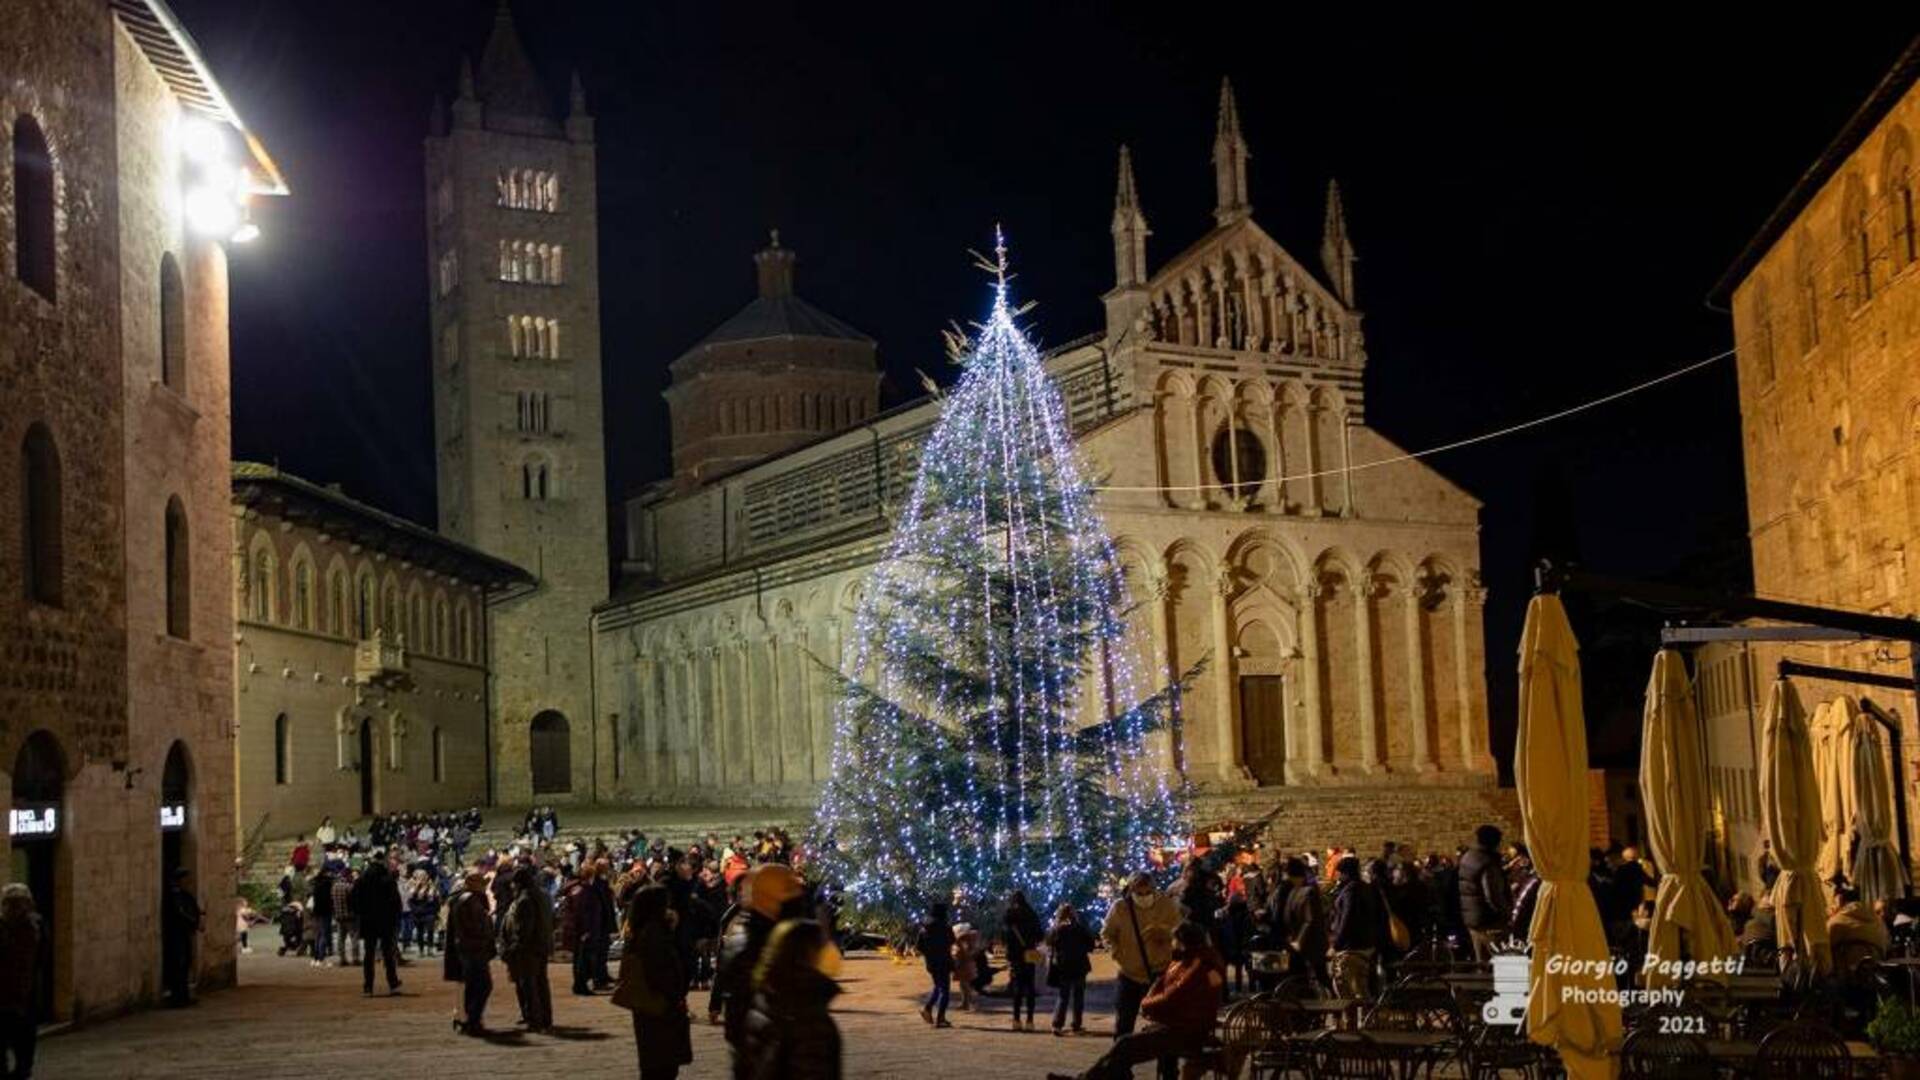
[501,866,555,1031]
[1215,893,1256,997]
[1327,856,1381,1000]
[1002,891,1044,1031]
[350,859,404,996]
[1044,903,1095,1035]
[916,902,956,1028]
[308,864,335,964]
[561,863,608,995]
[1274,858,1328,992]
[0,884,46,1080]
[742,918,842,1080]
[1458,824,1512,961]
[448,871,495,1034]
[161,867,204,1007]
[616,884,693,1080]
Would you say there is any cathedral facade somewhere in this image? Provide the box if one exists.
[585,83,1501,831]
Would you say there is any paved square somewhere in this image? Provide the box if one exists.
[37,944,1135,1077]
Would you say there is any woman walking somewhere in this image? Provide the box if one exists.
[1045,903,1094,1036]
[613,884,693,1080]
[1002,890,1044,1032]
[742,918,843,1079]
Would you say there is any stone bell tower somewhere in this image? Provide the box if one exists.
[425,0,607,802]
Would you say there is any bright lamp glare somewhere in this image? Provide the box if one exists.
[184,186,239,236]
[178,118,231,166]
[230,223,260,244]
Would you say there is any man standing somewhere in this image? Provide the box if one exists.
[1458,825,1512,961]
[449,870,495,1035]
[0,884,45,1079]
[1100,872,1179,1037]
[1273,857,1328,992]
[1326,856,1381,1000]
[501,866,555,1032]
[351,856,404,996]
[333,866,360,967]
[162,868,204,1007]
[309,862,335,966]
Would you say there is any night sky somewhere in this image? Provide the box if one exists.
[175,1,1917,762]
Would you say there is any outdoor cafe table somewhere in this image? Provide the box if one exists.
[1275,1029,1455,1080]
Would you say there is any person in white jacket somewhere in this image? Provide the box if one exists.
[1100,872,1179,1036]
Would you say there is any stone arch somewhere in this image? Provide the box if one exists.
[1233,613,1290,784]
[1163,539,1219,772]
[1312,549,1362,768]
[1416,556,1467,768]
[379,571,402,635]
[1365,552,1419,767]
[1309,386,1350,516]
[1153,370,1198,508]
[322,555,350,637]
[431,588,451,655]
[1224,528,1303,598]
[405,581,428,648]
[9,728,68,1018]
[245,529,280,624]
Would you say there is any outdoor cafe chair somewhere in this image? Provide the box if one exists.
[1305,1029,1392,1080]
[1753,1019,1853,1079]
[1618,1026,1711,1080]
[1458,1021,1552,1080]
[1362,978,1462,1035]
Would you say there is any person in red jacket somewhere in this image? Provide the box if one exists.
[1050,921,1223,1080]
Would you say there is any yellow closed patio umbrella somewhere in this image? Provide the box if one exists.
[1638,649,1736,988]
[1760,678,1831,975]
[1517,594,1621,1080]
[1845,701,1908,903]
[1811,700,1852,888]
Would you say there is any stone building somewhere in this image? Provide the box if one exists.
[425,3,608,804]
[591,83,1509,847]
[2,0,283,1020]
[663,233,881,490]
[230,464,531,839]
[1707,37,1920,888]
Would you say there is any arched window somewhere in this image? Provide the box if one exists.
[14,115,55,300]
[356,572,376,638]
[165,497,190,638]
[249,545,276,622]
[1795,230,1820,352]
[432,726,445,783]
[1749,278,1776,386]
[273,713,290,785]
[291,559,313,631]
[549,245,563,283]
[1844,175,1872,306]
[1888,129,1916,270]
[21,423,62,606]
[1211,427,1268,500]
[408,591,424,647]
[456,602,472,661]
[434,597,449,655]
[508,315,525,357]
[522,455,551,500]
[328,570,347,636]
[159,253,186,389]
[381,582,399,634]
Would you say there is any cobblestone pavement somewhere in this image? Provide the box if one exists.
[39,944,1136,1078]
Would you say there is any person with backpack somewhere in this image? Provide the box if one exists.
[1100,872,1179,1037]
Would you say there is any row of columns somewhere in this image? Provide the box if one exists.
[1142,564,1486,785]
[1144,256,1348,361]
[625,618,843,793]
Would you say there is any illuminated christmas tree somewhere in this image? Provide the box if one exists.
[815,231,1191,926]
